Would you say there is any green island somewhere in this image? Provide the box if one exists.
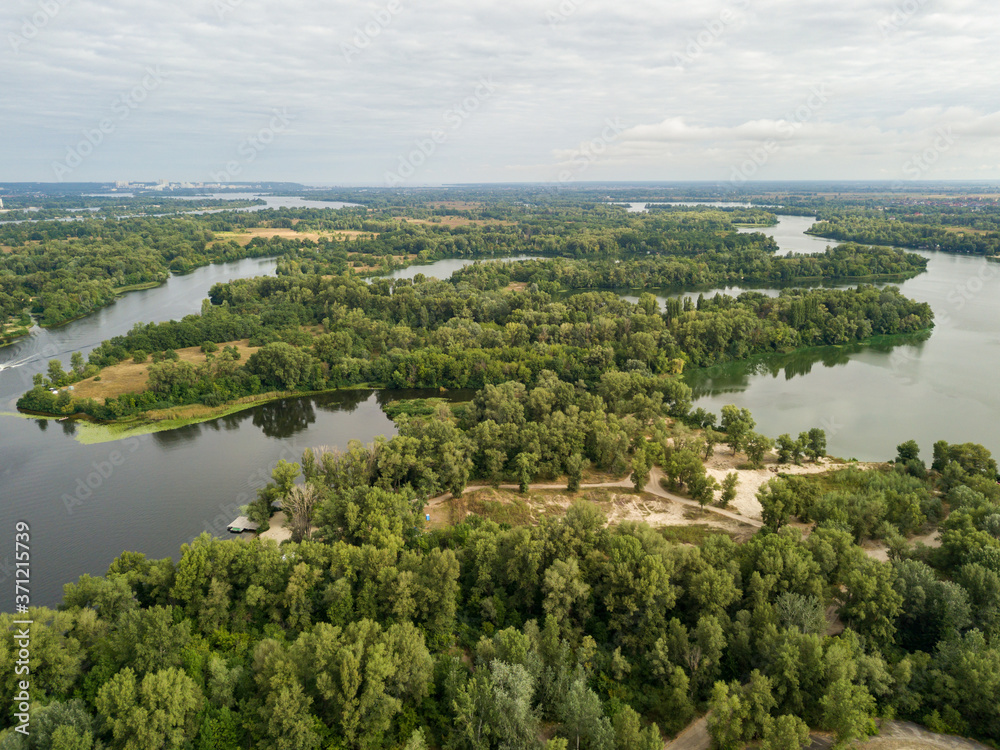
[4,186,1000,750]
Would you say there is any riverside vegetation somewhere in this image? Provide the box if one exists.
[4,186,999,750]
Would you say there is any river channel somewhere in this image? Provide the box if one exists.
[1,208,996,608]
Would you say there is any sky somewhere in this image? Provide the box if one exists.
[2,0,999,186]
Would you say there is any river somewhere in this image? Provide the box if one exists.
[1,211,997,608]
[686,215,1000,463]
[0,249,540,609]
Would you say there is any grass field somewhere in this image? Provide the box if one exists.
[71,340,259,402]
[209,227,373,247]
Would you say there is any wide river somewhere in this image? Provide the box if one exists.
[0,208,997,608]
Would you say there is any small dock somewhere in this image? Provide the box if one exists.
[227,516,259,533]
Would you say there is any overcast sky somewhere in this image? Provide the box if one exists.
[2,0,998,186]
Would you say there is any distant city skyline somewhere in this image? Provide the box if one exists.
[4,0,999,186]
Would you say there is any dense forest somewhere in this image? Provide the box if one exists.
[3,394,1000,749]
[6,185,998,750]
[808,214,1000,256]
[0,193,932,337]
[17,270,932,420]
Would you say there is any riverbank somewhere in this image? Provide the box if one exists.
[68,388,340,445]
[684,328,934,386]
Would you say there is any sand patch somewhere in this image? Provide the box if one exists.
[702,450,855,521]
[258,511,292,543]
[864,529,942,562]
[425,486,754,540]
[348,253,418,273]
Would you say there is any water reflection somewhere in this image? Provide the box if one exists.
[686,331,932,397]
[252,397,317,438]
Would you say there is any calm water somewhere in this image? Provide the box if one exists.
[686,247,1000,463]
[0,257,278,404]
[2,213,998,608]
[0,391,399,608]
[378,255,542,281]
[615,201,752,212]
[738,214,842,255]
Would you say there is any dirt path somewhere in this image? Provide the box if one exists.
[424,469,764,531]
[645,467,764,528]
[666,717,988,750]
[665,715,710,750]
[862,720,993,750]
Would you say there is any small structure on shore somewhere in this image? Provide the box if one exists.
[227,516,259,533]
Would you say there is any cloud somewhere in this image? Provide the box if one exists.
[2,0,999,183]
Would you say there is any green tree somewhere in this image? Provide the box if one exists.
[559,671,614,750]
[515,452,538,493]
[720,405,755,455]
[719,472,738,507]
[776,434,797,464]
[611,705,660,750]
[895,439,921,463]
[805,428,827,461]
[760,714,810,750]
[820,678,874,748]
[745,432,774,469]
[96,667,203,750]
[47,359,67,387]
[566,452,584,492]
[630,447,651,493]
[543,558,591,634]
[245,342,316,390]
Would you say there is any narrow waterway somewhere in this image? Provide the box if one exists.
[1,210,997,609]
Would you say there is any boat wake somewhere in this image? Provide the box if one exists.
[0,355,35,372]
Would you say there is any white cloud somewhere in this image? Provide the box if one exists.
[2,0,1000,182]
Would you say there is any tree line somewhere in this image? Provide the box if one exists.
[2,407,999,749]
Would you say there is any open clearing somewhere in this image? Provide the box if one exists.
[425,484,757,542]
[349,253,419,273]
[70,340,259,402]
[941,226,994,235]
[703,450,874,521]
[209,227,373,246]
[667,718,989,750]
